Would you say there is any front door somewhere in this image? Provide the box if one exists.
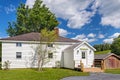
[81,51,87,67]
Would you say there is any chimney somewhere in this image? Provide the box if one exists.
[54,27,59,37]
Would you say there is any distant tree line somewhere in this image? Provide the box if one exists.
[94,35,120,55]
[93,43,111,51]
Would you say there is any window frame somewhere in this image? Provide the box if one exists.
[81,51,86,59]
[48,43,53,47]
[16,52,22,59]
[48,53,53,59]
[16,42,22,47]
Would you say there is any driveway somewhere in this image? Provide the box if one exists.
[61,73,120,80]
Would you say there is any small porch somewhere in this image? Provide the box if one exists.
[75,61,104,72]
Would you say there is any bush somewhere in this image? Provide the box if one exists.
[3,60,11,70]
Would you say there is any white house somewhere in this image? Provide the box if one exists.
[0,29,96,69]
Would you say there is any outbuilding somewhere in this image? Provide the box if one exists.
[94,53,120,69]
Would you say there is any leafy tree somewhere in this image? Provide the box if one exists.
[7,0,59,37]
[33,28,57,71]
[93,43,111,51]
[111,35,120,55]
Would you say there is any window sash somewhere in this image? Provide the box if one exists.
[48,44,53,47]
[16,43,22,47]
[82,51,86,59]
[16,52,22,59]
[48,53,53,58]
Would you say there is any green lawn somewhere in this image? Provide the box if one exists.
[0,68,89,80]
[95,50,111,54]
[105,69,120,74]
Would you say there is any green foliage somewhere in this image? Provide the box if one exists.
[7,0,59,37]
[95,50,111,54]
[111,36,120,55]
[0,69,89,80]
[105,69,120,74]
[93,44,111,51]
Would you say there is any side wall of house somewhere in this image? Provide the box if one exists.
[2,42,72,68]
[63,49,74,69]
[74,43,94,68]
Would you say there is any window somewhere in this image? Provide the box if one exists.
[77,50,79,55]
[82,51,85,59]
[16,43,22,47]
[16,52,22,59]
[48,53,53,58]
[48,44,53,47]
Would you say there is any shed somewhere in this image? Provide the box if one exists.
[94,53,120,69]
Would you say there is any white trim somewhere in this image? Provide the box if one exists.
[74,41,96,51]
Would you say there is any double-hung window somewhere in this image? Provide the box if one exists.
[16,52,22,59]
[48,53,53,58]
[16,43,22,47]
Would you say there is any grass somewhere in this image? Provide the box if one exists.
[0,68,89,80]
[95,50,111,54]
[105,69,120,74]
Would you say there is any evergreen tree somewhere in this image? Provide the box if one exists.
[7,0,59,36]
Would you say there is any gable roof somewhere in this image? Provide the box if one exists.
[0,32,80,42]
[95,53,120,60]
[64,41,96,51]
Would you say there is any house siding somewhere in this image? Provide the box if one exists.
[2,42,73,68]
[74,43,94,68]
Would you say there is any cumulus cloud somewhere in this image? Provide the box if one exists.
[87,33,96,38]
[98,34,105,39]
[103,32,120,43]
[72,34,97,43]
[59,28,69,37]
[99,0,120,28]
[26,0,99,29]
[26,0,120,29]
[5,4,16,14]
[103,38,113,44]
[25,0,35,8]
[110,32,120,38]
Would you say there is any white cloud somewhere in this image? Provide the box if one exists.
[103,32,120,43]
[25,0,35,8]
[98,34,105,39]
[26,0,98,29]
[72,34,86,40]
[25,0,120,29]
[72,34,97,43]
[99,0,120,28]
[87,33,96,38]
[5,4,16,14]
[59,28,69,37]
[110,32,120,38]
[103,38,113,44]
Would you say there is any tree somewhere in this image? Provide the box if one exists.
[7,0,59,37]
[93,43,111,51]
[111,35,120,55]
[33,28,57,71]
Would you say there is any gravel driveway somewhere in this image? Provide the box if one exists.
[61,73,120,80]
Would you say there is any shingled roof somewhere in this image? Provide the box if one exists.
[0,32,80,42]
[95,53,120,60]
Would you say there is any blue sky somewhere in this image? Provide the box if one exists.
[1,0,120,45]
